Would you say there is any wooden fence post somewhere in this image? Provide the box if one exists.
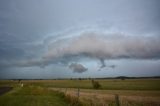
[77,88,80,98]
[115,94,120,106]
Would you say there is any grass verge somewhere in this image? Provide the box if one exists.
[0,86,69,106]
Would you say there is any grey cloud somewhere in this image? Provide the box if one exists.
[0,59,44,68]
[98,63,116,71]
[99,58,106,68]
[69,63,88,73]
[109,65,116,69]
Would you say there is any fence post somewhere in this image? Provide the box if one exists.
[77,88,80,98]
[115,94,120,106]
[75,88,80,106]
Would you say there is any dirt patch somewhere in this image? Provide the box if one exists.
[0,87,13,95]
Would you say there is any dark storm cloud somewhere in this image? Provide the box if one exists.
[69,63,88,73]
[109,65,116,69]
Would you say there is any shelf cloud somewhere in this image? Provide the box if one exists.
[43,32,160,68]
[1,32,160,72]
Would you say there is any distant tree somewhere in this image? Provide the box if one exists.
[121,77,125,80]
[91,80,101,89]
[116,76,128,80]
[88,77,91,80]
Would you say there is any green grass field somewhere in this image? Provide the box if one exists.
[5,79,160,90]
[0,85,69,106]
[0,79,160,106]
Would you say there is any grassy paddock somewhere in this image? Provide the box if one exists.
[52,88,160,106]
[2,79,159,90]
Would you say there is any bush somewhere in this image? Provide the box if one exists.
[91,80,101,89]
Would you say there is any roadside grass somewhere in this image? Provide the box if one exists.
[0,85,69,106]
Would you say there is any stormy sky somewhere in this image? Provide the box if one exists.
[0,0,160,79]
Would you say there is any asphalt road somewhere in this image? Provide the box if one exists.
[0,87,13,95]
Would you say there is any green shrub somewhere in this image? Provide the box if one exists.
[91,80,101,89]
